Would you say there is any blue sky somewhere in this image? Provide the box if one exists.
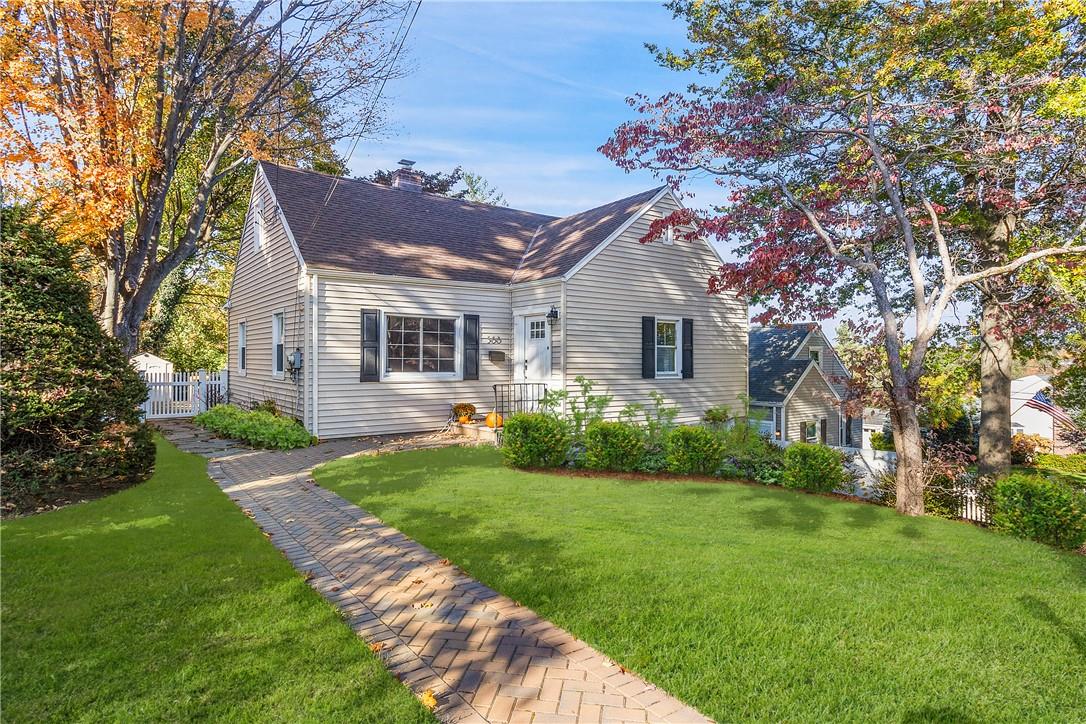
[346,1,698,216]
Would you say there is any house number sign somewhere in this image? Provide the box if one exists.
[486,335,503,344]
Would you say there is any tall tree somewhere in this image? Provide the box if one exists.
[461,171,507,206]
[603,0,1085,514]
[1,0,408,354]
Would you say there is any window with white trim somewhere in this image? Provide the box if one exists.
[272,312,284,375]
[809,346,823,368]
[529,319,546,339]
[803,420,817,443]
[386,315,457,375]
[238,322,247,372]
[656,319,680,377]
[254,196,265,251]
[663,225,675,245]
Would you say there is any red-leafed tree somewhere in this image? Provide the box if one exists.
[602,0,1086,514]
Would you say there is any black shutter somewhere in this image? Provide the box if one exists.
[641,316,655,378]
[463,314,480,380]
[820,417,827,444]
[681,318,693,379]
[360,309,380,382]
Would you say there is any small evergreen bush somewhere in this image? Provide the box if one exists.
[870,431,896,452]
[991,473,1086,550]
[501,413,570,468]
[782,443,849,492]
[584,421,644,472]
[194,405,313,449]
[664,426,726,475]
[1034,453,1086,476]
[1,206,153,509]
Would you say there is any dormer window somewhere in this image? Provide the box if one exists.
[809,346,823,368]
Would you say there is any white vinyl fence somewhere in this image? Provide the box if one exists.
[140,369,227,419]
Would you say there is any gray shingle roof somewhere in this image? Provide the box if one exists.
[260,162,664,284]
[748,325,817,403]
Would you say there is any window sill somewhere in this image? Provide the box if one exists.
[382,372,462,382]
[272,372,284,379]
[654,373,682,380]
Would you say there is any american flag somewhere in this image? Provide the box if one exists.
[1025,390,1078,429]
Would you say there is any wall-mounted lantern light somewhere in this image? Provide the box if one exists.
[546,305,560,326]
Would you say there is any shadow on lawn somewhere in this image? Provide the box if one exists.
[1019,594,1086,657]
[901,705,979,724]
[318,446,491,499]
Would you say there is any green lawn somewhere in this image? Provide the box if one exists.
[1,438,432,723]
[316,446,1086,723]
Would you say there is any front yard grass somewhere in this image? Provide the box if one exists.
[1,438,432,723]
[316,445,1086,723]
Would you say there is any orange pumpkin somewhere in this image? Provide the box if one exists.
[485,411,503,429]
[458,415,471,424]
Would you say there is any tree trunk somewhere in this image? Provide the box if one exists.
[889,391,925,516]
[977,293,1013,479]
[976,215,1015,481]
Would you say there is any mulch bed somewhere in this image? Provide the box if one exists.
[1,473,152,519]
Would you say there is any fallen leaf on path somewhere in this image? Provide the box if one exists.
[419,690,438,711]
[370,641,385,653]
[439,558,451,566]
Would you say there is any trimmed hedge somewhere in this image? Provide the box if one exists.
[1,206,153,507]
[1034,453,1086,476]
[501,413,570,469]
[991,473,1086,550]
[194,405,313,449]
[584,421,644,472]
[782,443,849,492]
[664,426,726,475]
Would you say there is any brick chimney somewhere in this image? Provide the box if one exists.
[391,159,422,192]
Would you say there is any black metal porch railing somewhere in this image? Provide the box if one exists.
[492,383,548,425]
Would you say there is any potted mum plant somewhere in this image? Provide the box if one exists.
[452,403,477,424]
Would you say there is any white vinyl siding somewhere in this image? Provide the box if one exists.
[226,170,304,418]
[563,193,747,423]
[315,275,512,438]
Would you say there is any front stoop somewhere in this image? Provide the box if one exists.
[450,422,500,445]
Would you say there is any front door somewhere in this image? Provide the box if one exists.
[520,315,550,382]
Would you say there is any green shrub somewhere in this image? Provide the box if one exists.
[501,413,570,469]
[664,426,726,475]
[584,421,645,472]
[991,473,1086,550]
[1,206,153,510]
[1034,453,1086,476]
[716,421,784,484]
[782,443,849,492]
[194,405,312,449]
[702,405,731,426]
[1011,433,1051,465]
[250,399,280,416]
[870,431,895,452]
[619,391,680,472]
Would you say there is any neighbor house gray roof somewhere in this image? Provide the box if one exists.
[260,162,664,285]
[748,325,819,403]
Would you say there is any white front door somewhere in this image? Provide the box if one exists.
[520,315,550,382]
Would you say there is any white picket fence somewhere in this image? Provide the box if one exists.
[140,369,227,419]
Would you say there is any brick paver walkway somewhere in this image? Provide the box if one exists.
[160,422,710,724]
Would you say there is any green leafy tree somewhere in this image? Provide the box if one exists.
[366,166,466,196]
[1,206,153,513]
[461,171,507,206]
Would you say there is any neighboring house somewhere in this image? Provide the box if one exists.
[748,324,862,447]
[862,407,891,449]
[225,162,748,438]
[1012,374,1077,454]
[130,352,174,377]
